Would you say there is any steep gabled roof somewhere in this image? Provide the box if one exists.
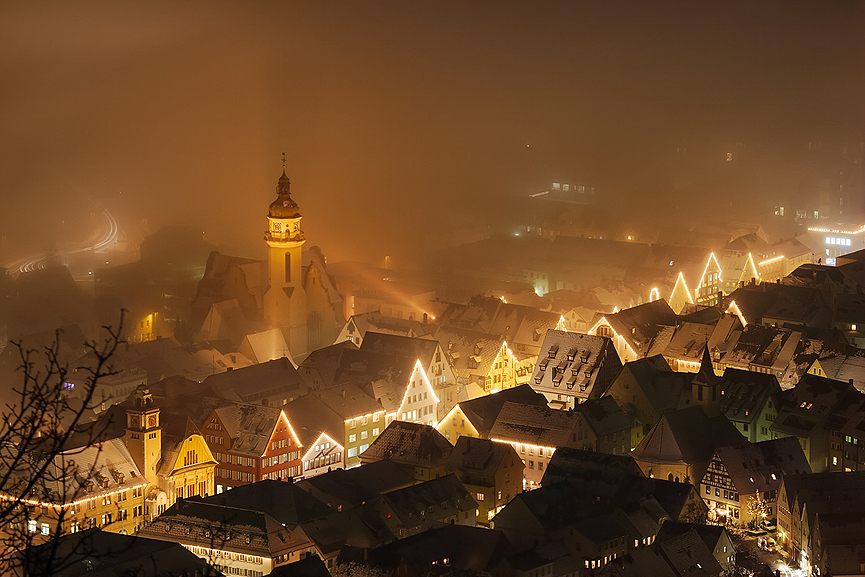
[631,405,746,467]
[140,499,308,558]
[359,332,440,365]
[445,435,517,482]
[604,300,677,355]
[530,330,622,400]
[200,479,333,526]
[576,396,633,438]
[489,402,580,448]
[380,474,476,530]
[282,393,345,449]
[541,446,643,486]
[718,368,781,425]
[211,403,282,457]
[361,421,453,469]
[295,460,414,508]
[203,356,306,403]
[432,326,505,379]
[615,355,690,413]
[457,384,548,438]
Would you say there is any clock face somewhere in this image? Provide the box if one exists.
[273,222,281,232]
[148,416,157,427]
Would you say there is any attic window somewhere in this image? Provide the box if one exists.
[548,346,559,358]
[567,349,576,361]
[771,473,776,480]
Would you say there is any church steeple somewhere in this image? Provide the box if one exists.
[268,166,302,221]
[263,155,308,354]
[691,346,722,409]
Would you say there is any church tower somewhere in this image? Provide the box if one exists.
[691,346,722,412]
[263,163,308,354]
[125,385,162,485]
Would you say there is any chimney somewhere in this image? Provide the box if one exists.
[342,389,346,398]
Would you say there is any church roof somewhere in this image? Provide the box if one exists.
[630,405,746,467]
[269,170,302,219]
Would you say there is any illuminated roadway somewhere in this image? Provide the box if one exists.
[2,207,119,278]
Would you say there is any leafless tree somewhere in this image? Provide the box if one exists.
[0,314,125,576]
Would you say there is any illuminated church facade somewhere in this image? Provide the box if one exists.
[192,168,343,357]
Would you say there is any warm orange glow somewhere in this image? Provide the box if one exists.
[726,300,747,326]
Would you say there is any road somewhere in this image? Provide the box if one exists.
[2,207,118,279]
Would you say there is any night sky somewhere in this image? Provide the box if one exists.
[1,1,862,263]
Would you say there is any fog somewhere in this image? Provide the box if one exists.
[1,1,863,266]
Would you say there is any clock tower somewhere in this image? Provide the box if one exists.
[125,385,162,485]
[263,166,308,354]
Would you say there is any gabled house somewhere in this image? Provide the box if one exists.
[138,499,316,574]
[201,402,303,493]
[659,314,740,373]
[436,384,548,444]
[314,384,387,468]
[203,356,308,408]
[572,396,638,456]
[374,474,477,539]
[336,311,435,348]
[433,326,535,398]
[529,330,622,408]
[770,373,865,473]
[654,520,736,573]
[282,393,346,478]
[360,421,453,482]
[776,471,865,575]
[334,348,440,427]
[602,355,691,437]
[359,332,455,388]
[713,323,804,380]
[435,295,563,356]
[489,402,582,490]
[701,437,810,527]
[8,438,150,538]
[717,368,782,442]
[587,300,677,363]
[693,250,759,306]
[444,435,523,524]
